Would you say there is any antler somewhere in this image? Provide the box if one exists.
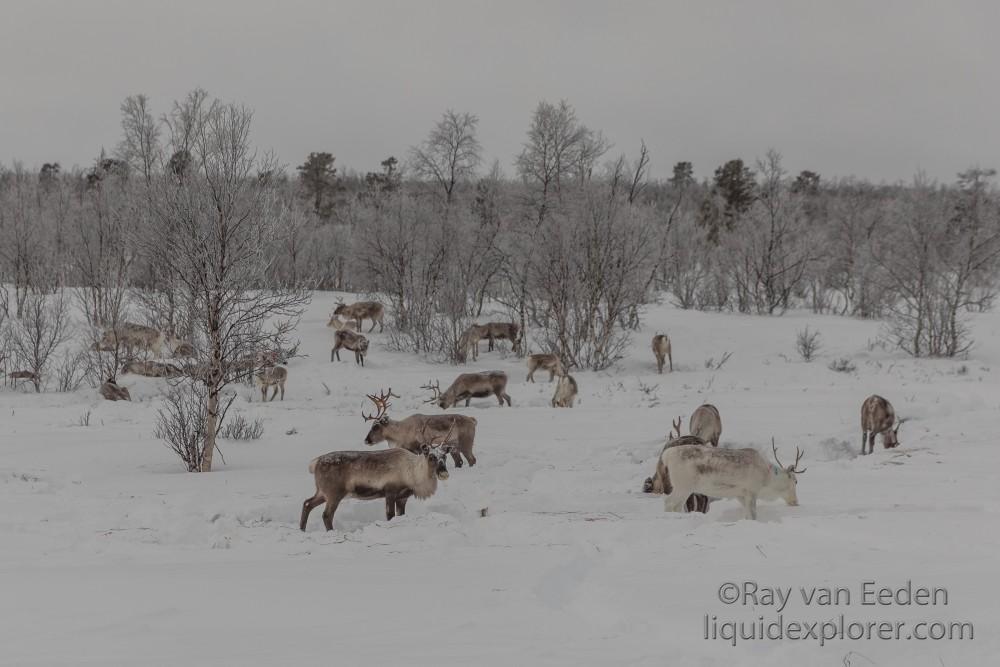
[670,416,683,440]
[772,438,806,473]
[362,388,399,422]
[771,438,784,468]
[421,380,441,404]
[420,420,457,452]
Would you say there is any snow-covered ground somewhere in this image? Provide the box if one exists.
[2,293,998,666]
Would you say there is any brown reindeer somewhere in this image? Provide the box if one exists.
[526,353,564,382]
[362,389,479,467]
[121,360,183,378]
[256,365,287,401]
[457,324,489,362]
[426,371,511,409]
[331,330,369,366]
[95,323,167,357]
[99,378,131,401]
[333,301,385,333]
[861,394,904,455]
[652,334,672,373]
[482,322,521,353]
[689,404,722,447]
[300,442,454,531]
[6,370,39,390]
[551,374,578,408]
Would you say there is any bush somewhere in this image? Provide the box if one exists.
[795,326,822,362]
[155,382,210,472]
[827,357,857,373]
[219,413,264,440]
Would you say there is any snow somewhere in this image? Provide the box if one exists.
[2,292,998,665]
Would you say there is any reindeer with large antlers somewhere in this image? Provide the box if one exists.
[363,388,479,467]
[300,386,459,531]
[661,438,805,520]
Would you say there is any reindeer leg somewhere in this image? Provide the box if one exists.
[463,447,476,467]
[668,351,673,372]
[385,494,396,521]
[280,382,285,401]
[451,450,463,468]
[321,497,341,531]
[395,495,408,516]
[300,492,325,531]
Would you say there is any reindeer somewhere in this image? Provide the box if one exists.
[426,372,511,409]
[457,324,489,362]
[300,441,454,531]
[642,416,713,512]
[331,330,369,366]
[361,389,479,467]
[551,374,578,408]
[482,322,521,353]
[861,394,905,455]
[326,315,358,332]
[526,353,564,382]
[689,404,722,446]
[255,365,287,401]
[662,440,806,520]
[121,360,183,378]
[6,370,39,390]
[99,378,131,401]
[166,337,196,358]
[95,323,167,357]
[652,334,672,373]
[333,301,385,333]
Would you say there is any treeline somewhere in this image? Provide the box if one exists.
[2,91,1000,371]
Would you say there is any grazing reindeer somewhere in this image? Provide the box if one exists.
[663,440,806,520]
[300,440,454,531]
[652,334,672,373]
[483,322,521,353]
[457,324,489,362]
[526,353,564,382]
[331,330,369,366]
[333,301,385,333]
[121,360,183,378]
[362,389,479,467]
[642,430,713,512]
[427,372,512,409]
[860,394,905,455]
[99,378,131,401]
[255,365,287,401]
[326,315,358,332]
[689,404,722,446]
[551,374,578,408]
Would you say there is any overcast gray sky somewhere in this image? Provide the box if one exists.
[1,0,997,182]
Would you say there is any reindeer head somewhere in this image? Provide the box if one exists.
[884,418,906,448]
[768,439,806,506]
[419,421,457,479]
[362,388,398,445]
[420,443,454,480]
[333,302,347,316]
